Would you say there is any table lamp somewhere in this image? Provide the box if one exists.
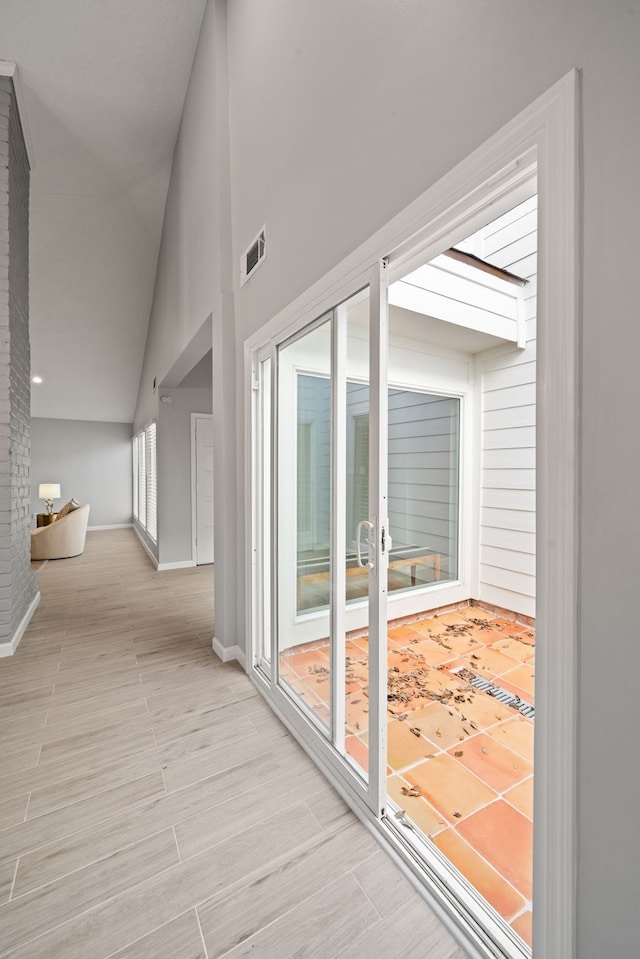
[39,483,61,515]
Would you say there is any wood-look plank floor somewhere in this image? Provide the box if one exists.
[0,530,466,959]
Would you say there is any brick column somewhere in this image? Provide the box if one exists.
[0,76,37,651]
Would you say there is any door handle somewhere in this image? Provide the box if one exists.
[356,520,375,570]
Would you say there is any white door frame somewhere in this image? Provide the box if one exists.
[245,71,579,959]
[191,412,214,565]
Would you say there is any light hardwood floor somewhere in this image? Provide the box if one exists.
[0,530,466,959]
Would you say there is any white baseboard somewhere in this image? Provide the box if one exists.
[212,636,246,668]
[133,526,159,568]
[0,591,41,657]
[133,527,196,572]
[88,523,133,531]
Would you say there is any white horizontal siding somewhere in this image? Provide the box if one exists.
[387,390,458,562]
[480,584,535,620]
[480,526,536,553]
[480,564,535,597]
[483,382,535,411]
[477,194,537,617]
[482,545,536,576]
[482,488,535,511]
[482,507,535,533]
[483,405,535,430]
[482,468,535,490]
[483,426,536,449]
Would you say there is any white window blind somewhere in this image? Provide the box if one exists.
[132,436,139,520]
[138,431,146,529]
[146,422,157,542]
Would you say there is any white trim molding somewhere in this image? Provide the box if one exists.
[246,70,580,959]
[133,524,196,572]
[133,523,159,568]
[0,591,41,657]
[88,524,134,531]
[212,636,246,669]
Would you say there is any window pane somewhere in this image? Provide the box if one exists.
[387,389,459,592]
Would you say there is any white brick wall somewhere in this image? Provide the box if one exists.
[0,77,36,646]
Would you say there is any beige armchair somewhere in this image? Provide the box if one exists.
[31,504,90,560]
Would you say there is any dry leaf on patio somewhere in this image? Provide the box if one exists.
[401,784,422,797]
[454,750,464,757]
[453,812,462,818]
[397,712,408,721]
[409,726,421,737]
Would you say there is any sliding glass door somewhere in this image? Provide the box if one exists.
[271,276,388,811]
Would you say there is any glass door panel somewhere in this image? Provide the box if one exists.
[341,292,371,776]
[277,318,332,730]
[274,286,378,793]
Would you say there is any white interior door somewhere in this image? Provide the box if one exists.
[194,414,214,565]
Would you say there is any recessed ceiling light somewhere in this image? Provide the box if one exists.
[32,375,43,384]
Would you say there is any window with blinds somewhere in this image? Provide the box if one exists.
[132,435,139,520]
[146,422,157,542]
[138,431,147,534]
[133,422,158,543]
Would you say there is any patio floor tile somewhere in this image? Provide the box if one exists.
[447,732,532,794]
[386,718,438,769]
[405,754,498,823]
[485,717,534,761]
[511,909,533,947]
[504,777,533,820]
[387,775,447,836]
[433,828,526,921]
[457,799,533,899]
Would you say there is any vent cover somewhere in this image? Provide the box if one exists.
[240,225,266,286]
[452,666,535,719]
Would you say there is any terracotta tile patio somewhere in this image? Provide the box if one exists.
[279,603,535,949]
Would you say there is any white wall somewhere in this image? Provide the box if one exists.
[477,197,538,619]
[31,418,132,528]
[137,1,640,954]
[133,0,238,643]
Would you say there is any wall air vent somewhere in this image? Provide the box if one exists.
[240,225,266,286]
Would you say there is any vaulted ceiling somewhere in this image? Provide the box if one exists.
[0,0,207,423]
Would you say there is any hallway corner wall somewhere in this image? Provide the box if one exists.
[0,75,37,652]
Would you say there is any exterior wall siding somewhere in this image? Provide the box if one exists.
[0,77,36,647]
[477,196,537,618]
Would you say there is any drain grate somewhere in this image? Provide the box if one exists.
[452,666,535,720]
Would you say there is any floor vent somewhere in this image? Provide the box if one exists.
[452,666,535,720]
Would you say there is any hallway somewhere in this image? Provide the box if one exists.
[0,530,464,959]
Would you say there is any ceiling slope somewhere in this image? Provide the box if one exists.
[0,0,207,422]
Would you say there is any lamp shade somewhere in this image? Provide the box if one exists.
[38,484,60,500]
